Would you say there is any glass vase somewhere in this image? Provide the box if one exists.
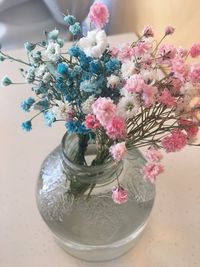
[36,133,155,261]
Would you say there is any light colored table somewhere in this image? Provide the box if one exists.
[0,33,200,267]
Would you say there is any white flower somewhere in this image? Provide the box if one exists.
[117,94,140,119]
[78,30,108,58]
[42,72,51,84]
[81,95,96,114]
[45,42,60,62]
[121,61,136,79]
[180,82,198,97]
[140,69,158,84]
[52,101,72,120]
[36,64,47,77]
[107,74,120,88]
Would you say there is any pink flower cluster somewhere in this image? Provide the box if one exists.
[143,147,164,183]
[159,89,176,107]
[178,119,199,140]
[92,97,116,126]
[84,114,100,131]
[110,44,134,62]
[189,44,200,58]
[161,130,187,153]
[110,142,126,161]
[88,2,109,29]
[92,97,127,140]
[112,186,128,204]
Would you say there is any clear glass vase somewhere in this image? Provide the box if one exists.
[36,133,155,262]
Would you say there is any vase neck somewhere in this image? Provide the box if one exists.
[61,133,123,185]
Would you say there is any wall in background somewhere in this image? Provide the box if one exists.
[110,0,200,48]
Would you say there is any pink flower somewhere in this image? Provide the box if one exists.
[143,162,164,183]
[158,44,176,65]
[159,89,176,107]
[106,116,127,140]
[134,41,152,56]
[142,84,157,107]
[88,2,109,29]
[169,77,182,94]
[178,118,199,139]
[189,64,200,83]
[92,97,116,126]
[145,147,163,162]
[117,44,134,62]
[189,44,200,58]
[164,25,175,35]
[125,74,145,93]
[112,186,128,204]
[110,142,126,161]
[161,130,187,153]
[84,114,100,131]
[177,47,188,58]
[171,56,187,79]
[110,46,119,57]
[142,25,154,38]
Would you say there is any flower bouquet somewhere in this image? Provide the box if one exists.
[1,2,200,261]
[1,3,200,202]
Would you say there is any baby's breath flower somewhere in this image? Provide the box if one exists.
[45,42,60,62]
[117,94,140,119]
[69,22,81,36]
[21,121,32,132]
[0,55,5,61]
[78,29,108,58]
[42,72,51,84]
[64,15,76,25]
[1,75,12,86]
[107,74,120,88]
[24,42,35,52]
[81,95,96,114]
[48,29,59,40]
[52,101,72,120]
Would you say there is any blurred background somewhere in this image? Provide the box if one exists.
[0,0,200,50]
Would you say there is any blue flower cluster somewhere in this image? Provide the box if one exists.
[65,121,90,135]
[20,97,35,112]
[21,121,32,132]
[43,111,55,127]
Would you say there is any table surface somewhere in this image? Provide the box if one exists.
[0,33,200,267]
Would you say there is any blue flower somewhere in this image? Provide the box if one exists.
[80,80,98,93]
[33,99,49,110]
[57,38,64,47]
[43,111,55,127]
[20,97,35,112]
[65,121,90,134]
[71,65,82,77]
[1,75,12,86]
[89,60,101,74]
[68,46,84,57]
[24,42,35,52]
[33,82,48,95]
[26,67,35,83]
[0,55,5,61]
[105,58,121,73]
[48,29,59,40]
[56,63,68,75]
[69,22,81,36]
[64,15,76,25]
[21,121,32,132]
[79,54,92,68]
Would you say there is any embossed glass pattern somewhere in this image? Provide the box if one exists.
[36,133,155,261]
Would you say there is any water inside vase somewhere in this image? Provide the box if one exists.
[37,145,155,249]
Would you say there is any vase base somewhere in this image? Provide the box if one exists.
[53,221,148,262]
